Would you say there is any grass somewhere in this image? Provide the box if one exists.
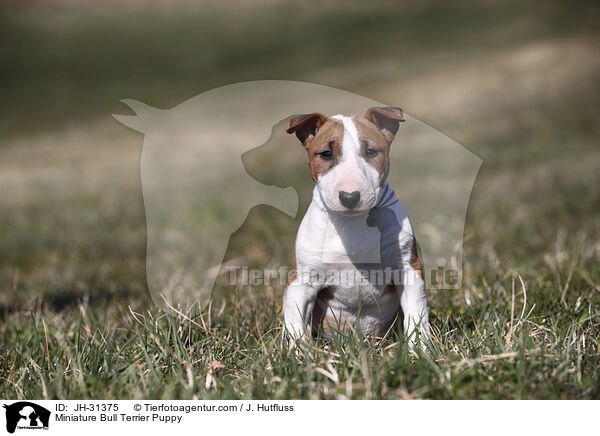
[1,0,600,399]
[2,256,599,399]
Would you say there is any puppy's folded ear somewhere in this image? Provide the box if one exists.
[286,113,327,145]
[365,106,405,142]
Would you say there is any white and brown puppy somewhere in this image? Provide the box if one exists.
[283,107,429,346]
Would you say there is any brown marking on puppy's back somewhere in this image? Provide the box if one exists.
[410,239,424,280]
[288,251,297,285]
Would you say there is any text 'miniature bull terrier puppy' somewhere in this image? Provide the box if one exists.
[282,107,430,347]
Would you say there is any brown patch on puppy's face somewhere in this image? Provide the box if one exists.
[354,106,405,185]
[352,116,393,185]
[287,114,344,182]
[305,119,344,183]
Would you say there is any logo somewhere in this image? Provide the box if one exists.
[3,402,50,434]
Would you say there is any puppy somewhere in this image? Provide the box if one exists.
[282,107,429,346]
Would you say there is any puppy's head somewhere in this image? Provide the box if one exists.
[287,107,404,215]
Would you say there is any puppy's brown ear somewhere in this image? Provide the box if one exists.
[365,107,405,142]
[286,113,327,145]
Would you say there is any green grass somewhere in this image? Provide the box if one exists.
[2,254,599,399]
[1,0,600,399]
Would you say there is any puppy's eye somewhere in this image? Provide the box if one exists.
[318,150,333,160]
[365,148,379,158]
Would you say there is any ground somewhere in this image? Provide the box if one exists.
[0,0,599,399]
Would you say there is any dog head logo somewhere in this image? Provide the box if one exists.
[3,402,50,434]
[114,80,481,308]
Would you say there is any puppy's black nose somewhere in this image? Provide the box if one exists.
[339,191,360,209]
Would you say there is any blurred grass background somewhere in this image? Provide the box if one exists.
[0,0,599,399]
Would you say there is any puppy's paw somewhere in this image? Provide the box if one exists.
[406,325,431,354]
[282,323,313,358]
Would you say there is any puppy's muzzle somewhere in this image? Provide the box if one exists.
[339,190,360,209]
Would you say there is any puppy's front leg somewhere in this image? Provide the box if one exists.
[283,281,319,344]
[398,267,430,347]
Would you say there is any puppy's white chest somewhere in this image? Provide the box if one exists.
[296,189,412,274]
[319,219,381,264]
